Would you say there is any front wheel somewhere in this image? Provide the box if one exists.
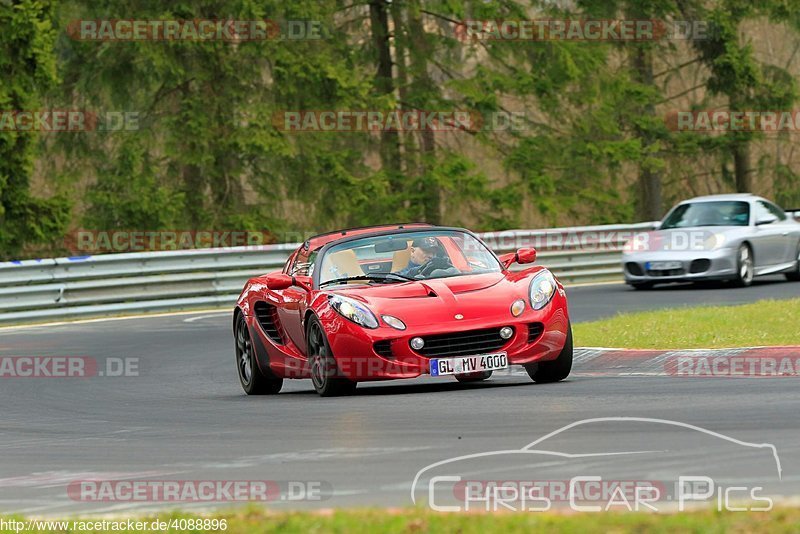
[732,244,754,287]
[307,316,357,397]
[524,323,573,383]
[786,242,800,281]
[455,370,492,383]
[235,313,283,395]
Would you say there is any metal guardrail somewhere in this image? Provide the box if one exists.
[0,223,659,324]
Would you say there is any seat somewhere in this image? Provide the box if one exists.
[321,249,364,281]
[391,247,411,272]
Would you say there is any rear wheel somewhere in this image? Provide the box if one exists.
[455,370,492,383]
[307,316,357,397]
[235,313,283,395]
[733,244,754,287]
[524,323,573,384]
[786,242,800,281]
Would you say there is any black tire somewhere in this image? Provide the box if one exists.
[235,313,283,395]
[732,244,754,287]
[524,323,573,383]
[786,242,800,281]
[307,316,357,397]
[455,370,493,383]
[631,282,654,290]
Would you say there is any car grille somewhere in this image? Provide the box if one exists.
[373,340,393,358]
[253,301,284,344]
[413,327,511,358]
[527,323,544,343]
[647,268,685,277]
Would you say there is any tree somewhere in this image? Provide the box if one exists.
[0,0,70,259]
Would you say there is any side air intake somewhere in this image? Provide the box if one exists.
[253,302,285,344]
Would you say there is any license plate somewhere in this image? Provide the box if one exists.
[430,352,508,377]
[646,261,682,270]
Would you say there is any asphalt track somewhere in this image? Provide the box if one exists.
[1,278,799,515]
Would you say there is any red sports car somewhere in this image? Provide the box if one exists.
[233,224,572,396]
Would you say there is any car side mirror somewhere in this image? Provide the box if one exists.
[756,214,778,226]
[516,248,537,264]
[265,273,293,290]
[499,248,537,269]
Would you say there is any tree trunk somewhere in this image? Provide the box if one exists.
[732,139,752,192]
[406,2,441,224]
[631,46,663,221]
[369,0,402,187]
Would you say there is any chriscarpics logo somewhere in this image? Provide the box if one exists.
[411,417,781,513]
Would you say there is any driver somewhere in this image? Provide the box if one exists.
[395,237,441,278]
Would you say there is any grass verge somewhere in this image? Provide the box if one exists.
[3,507,800,534]
[573,298,800,349]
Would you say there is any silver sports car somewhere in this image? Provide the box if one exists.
[622,194,800,289]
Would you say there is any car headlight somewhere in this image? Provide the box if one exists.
[529,269,557,310]
[328,295,379,329]
[705,233,726,250]
[381,315,406,330]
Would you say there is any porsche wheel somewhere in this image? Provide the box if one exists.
[455,370,492,383]
[307,316,357,397]
[786,242,800,281]
[524,323,573,384]
[733,244,754,287]
[235,313,283,395]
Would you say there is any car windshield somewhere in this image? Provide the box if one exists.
[318,230,502,287]
[661,201,750,229]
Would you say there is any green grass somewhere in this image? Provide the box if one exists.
[573,298,800,349]
[3,507,800,534]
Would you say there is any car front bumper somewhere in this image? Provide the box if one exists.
[622,248,738,284]
[320,291,570,381]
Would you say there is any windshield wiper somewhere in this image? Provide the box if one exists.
[319,272,416,288]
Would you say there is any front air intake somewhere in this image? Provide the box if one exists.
[527,323,544,343]
[625,262,644,276]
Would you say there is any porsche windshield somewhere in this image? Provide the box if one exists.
[661,201,750,229]
[318,230,502,287]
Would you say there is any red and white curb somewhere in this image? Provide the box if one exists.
[572,346,800,377]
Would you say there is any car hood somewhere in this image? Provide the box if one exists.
[326,272,518,326]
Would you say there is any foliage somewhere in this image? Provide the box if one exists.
[0,0,70,259]
[2,0,799,258]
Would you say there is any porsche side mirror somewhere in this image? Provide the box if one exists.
[265,273,293,290]
[499,248,537,269]
[756,214,778,226]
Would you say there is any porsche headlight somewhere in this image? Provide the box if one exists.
[705,233,726,250]
[328,295,379,329]
[529,269,557,310]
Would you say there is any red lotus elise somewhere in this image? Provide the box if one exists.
[233,224,572,396]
